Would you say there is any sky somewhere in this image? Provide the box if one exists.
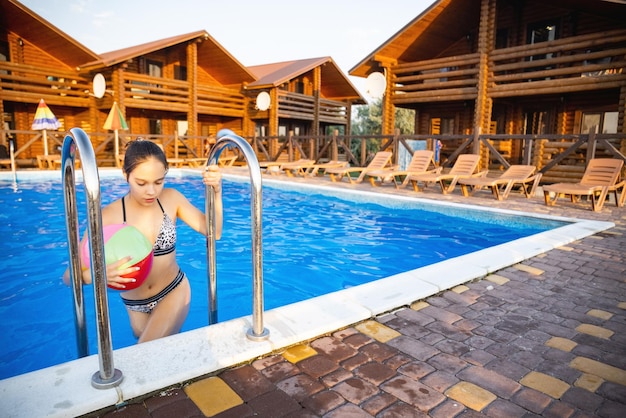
[20,0,433,98]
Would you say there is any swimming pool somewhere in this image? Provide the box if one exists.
[0,169,568,379]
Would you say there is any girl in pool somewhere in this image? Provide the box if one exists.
[64,139,223,343]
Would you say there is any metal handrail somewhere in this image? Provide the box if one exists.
[205,129,269,341]
[9,140,16,185]
[62,127,123,389]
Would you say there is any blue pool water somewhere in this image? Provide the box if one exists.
[0,172,566,379]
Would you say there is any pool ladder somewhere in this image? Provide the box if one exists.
[62,128,123,389]
[207,129,269,341]
[62,128,269,390]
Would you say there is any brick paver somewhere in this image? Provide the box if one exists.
[86,175,626,418]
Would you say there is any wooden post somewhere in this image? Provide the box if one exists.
[174,130,179,158]
[585,126,597,162]
[332,130,338,161]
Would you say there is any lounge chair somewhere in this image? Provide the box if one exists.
[406,153,481,194]
[458,165,542,201]
[305,160,349,176]
[543,158,625,211]
[325,151,394,184]
[365,150,437,188]
[280,159,316,177]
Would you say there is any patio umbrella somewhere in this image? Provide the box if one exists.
[31,99,60,155]
[103,101,128,166]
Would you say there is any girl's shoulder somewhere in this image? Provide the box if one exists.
[160,187,185,200]
[101,197,124,224]
[159,187,190,212]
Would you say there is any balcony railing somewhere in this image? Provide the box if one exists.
[490,29,626,97]
[389,29,626,103]
[122,73,246,117]
[277,91,348,124]
[0,62,91,106]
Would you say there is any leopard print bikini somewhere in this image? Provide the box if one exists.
[121,196,176,256]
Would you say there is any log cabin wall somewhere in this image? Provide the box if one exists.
[0,30,93,161]
[364,0,626,175]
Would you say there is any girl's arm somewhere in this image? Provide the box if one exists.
[173,165,223,239]
[62,203,143,289]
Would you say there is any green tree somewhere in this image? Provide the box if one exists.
[350,100,415,162]
[351,99,415,135]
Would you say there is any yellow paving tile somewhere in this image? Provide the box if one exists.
[557,246,574,252]
[575,373,604,392]
[282,344,317,363]
[617,302,626,310]
[184,377,243,417]
[410,301,429,310]
[570,357,626,386]
[485,274,509,285]
[452,285,470,293]
[445,381,496,411]
[576,323,614,340]
[520,371,570,399]
[513,264,544,276]
[545,336,577,352]
[586,309,613,320]
[355,320,401,343]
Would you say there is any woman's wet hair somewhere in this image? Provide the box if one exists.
[123,139,169,178]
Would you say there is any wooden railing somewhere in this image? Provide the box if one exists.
[123,73,190,112]
[2,129,625,184]
[389,29,626,103]
[0,62,91,107]
[196,84,246,117]
[277,91,348,124]
[490,29,626,97]
[121,73,247,116]
[392,53,481,104]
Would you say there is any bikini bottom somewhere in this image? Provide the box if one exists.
[120,269,185,314]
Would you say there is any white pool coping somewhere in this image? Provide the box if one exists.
[0,170,615,418]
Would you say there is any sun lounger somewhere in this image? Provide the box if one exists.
[543,158,625,211]
[458,164,542,200]
[280,159,316,177]
[325,151,394,184]
[406,153,481,194]
[305,160,349,176]
[365,150,437,188]
[37,154,62,169]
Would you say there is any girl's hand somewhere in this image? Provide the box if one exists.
[106,256,140,290]
[203,164,222,193]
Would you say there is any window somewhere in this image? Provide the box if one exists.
[146,60,162,77]
[527,21,558,61]
[495,29,509,49]
[527,21,557,45]
[523,111,550,135]
[174,65,187,81]
[177,120,188,136]
[149,119,162,135]
[0,41,8,75]
[581,112,618,134]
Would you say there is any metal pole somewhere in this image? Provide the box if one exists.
[206,181,218,324]
[205,129,269,341]
[62,127,123,389]
[9,141,16,185]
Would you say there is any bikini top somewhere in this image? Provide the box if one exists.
[121,196,176,256]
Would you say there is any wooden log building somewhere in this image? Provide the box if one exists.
[350,0,626,170]
[0,0,363,165]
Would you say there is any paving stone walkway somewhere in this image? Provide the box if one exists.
[86,174,626,417]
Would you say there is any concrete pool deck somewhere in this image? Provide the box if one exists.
[1,167,625,417]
